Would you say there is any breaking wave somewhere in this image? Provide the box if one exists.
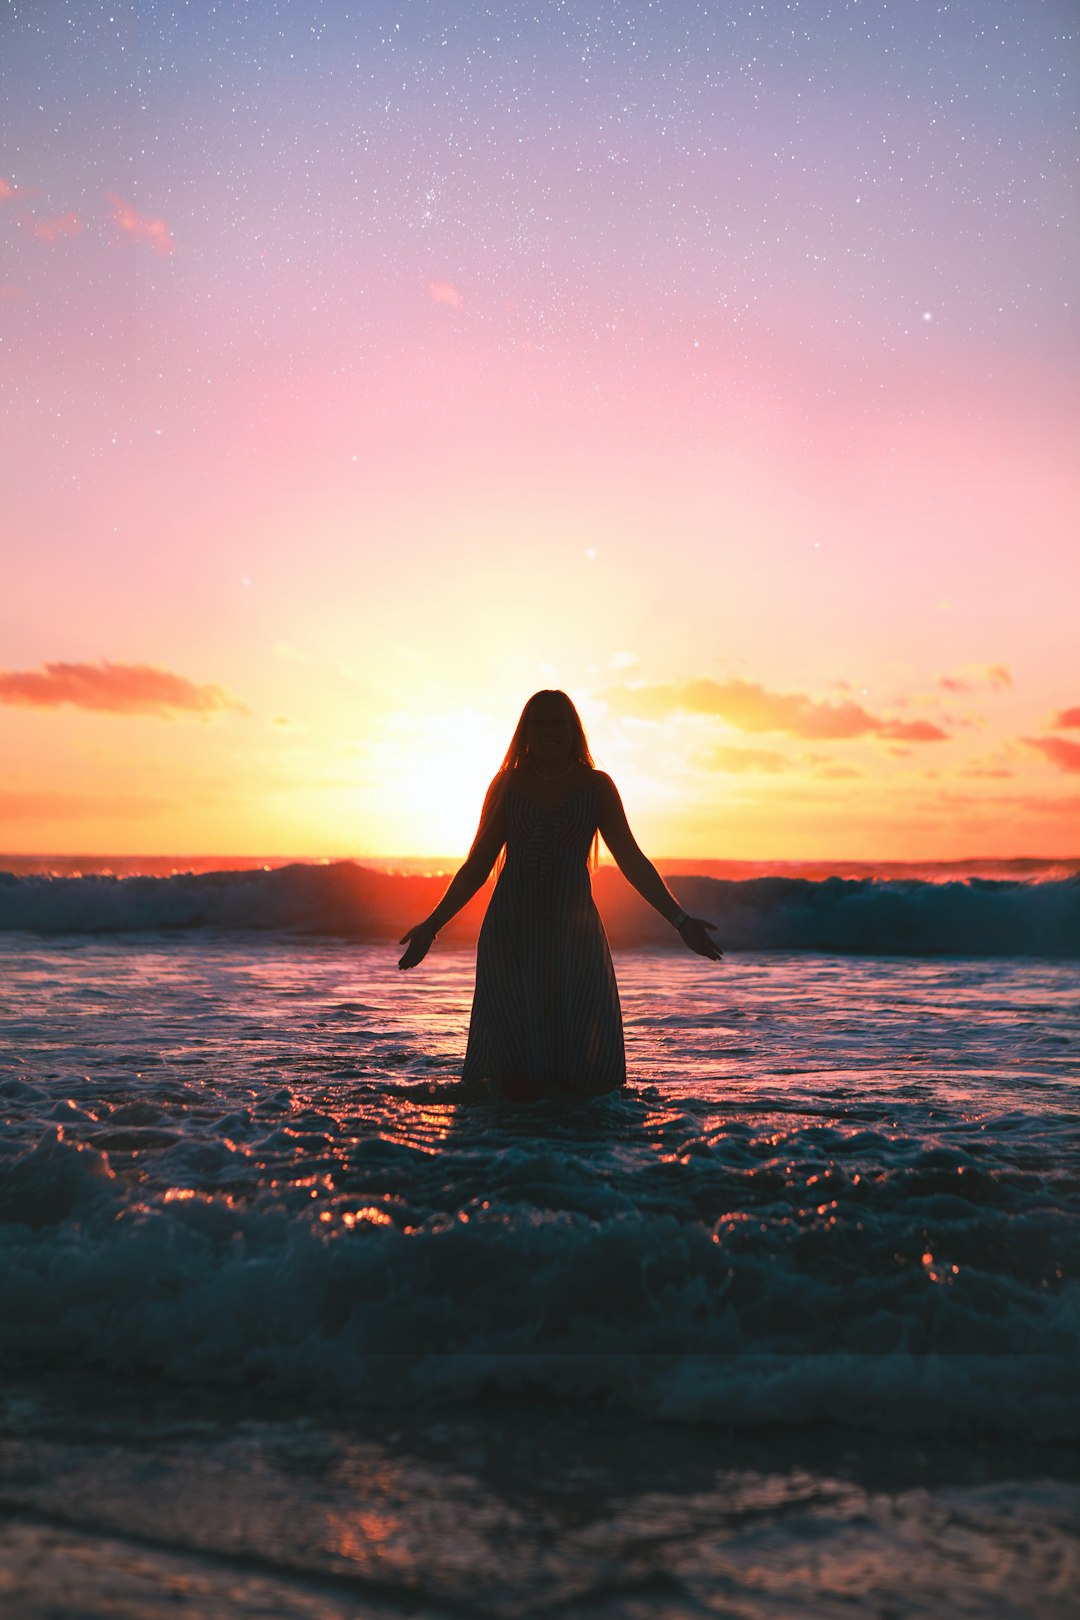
[1,861,1078,955]
[1,1124,1076,1438]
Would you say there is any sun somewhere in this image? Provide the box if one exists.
[361,707,505,857]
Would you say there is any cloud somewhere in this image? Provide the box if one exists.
[936,663,1013,694]
[0,791,174,823]
[0,660,248,718]
[602,677,948,742]
[813,764,862,780]
[1053,706,1080,730]
[703,745,792,773]
[427,278,463,310]
[107,192,175,255]
[31,211,80,242]
[1,175,44,205]
[1025,736,1080,774]
[882,718,950,742]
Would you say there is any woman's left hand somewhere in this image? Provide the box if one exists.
[677,917,723,961]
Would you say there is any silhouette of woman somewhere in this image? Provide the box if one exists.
[398,690,722,1101]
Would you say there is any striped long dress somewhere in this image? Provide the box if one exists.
[461,778,626,1098]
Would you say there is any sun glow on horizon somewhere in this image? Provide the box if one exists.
[354,707,507,858]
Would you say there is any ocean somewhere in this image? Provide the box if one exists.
[1,858,1078,1617]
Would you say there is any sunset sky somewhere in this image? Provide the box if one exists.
[2,0,1078,861]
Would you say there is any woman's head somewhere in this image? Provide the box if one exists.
[499,690,595,774]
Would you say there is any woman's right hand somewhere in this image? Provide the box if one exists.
[398,921,437,970]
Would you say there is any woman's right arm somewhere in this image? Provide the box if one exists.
[398,773,508,969]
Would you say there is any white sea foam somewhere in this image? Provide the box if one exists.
[0,1123,1076,1437]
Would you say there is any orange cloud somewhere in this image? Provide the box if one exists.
[427,279,463,310]
[603,677,949,742]
[31,211,80,242]
[936,663,1012,694]
[881,718,950,742]
[107,192,175,255]
[1053,706,1080,729]
[0,660,247,718]
[1025,736,1080,774]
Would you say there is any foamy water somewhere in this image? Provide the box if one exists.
[2,931,1077,1616]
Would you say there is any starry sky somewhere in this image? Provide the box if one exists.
[2,0,1078,861]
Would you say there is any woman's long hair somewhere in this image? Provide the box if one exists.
[492,690,600,876]
[498,689,596,775]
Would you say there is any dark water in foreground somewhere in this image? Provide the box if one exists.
[3,1375,1076,1619]
[1,936,1077,1616]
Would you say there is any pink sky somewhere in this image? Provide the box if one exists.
[2,3,1078,859]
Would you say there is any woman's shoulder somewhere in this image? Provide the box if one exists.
[483,768,514,805]
[588,770,623,815]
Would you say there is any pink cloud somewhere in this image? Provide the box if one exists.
[1053,706,1080,729]
[0,660,247,718]
[1,178,44,205]
[107,193,175,255]
[427,279,463,310]
[883,718,951,742]
[936,663,1012,694]
[603,677,948,742]
[31,211,80,242]
[1025,736,1080,774]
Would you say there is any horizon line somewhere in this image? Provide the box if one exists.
[2,851,1077,866]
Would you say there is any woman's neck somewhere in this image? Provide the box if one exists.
[527,755,575,780]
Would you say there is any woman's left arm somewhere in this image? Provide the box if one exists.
[595,773,722,961]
